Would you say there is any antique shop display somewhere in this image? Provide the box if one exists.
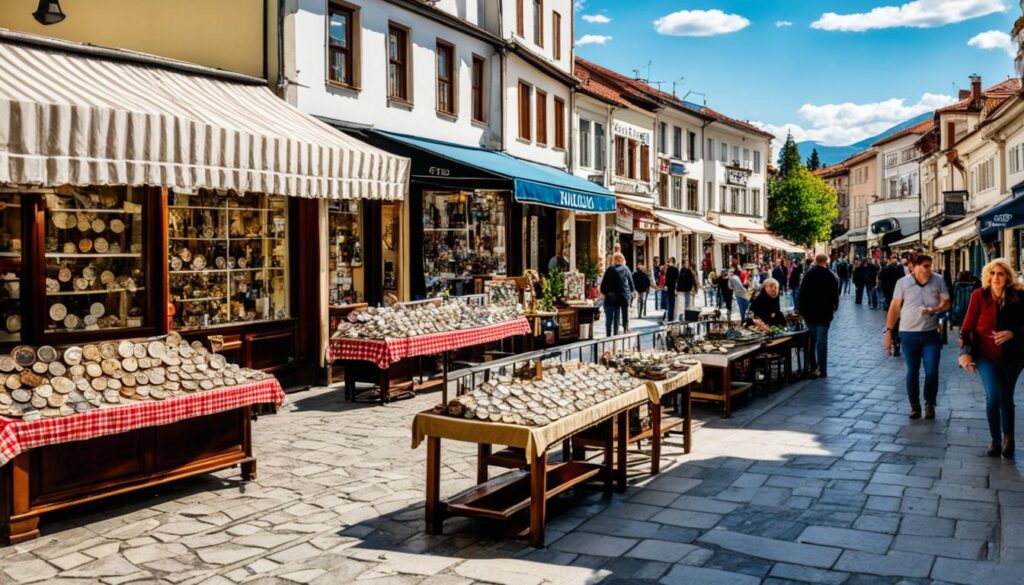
[0,333,271,420]
[563,272,586,303]
[437,362,639,426]
[44,188,145,332]
[0,194,21,342]
[668,331,738,355]
[328,200,362,305]
[423,191,506,297]
[169,190,289,329]
[334,300,524,340]
[707,327,766,345]
[601,350,700,380]
[483,279,518,308]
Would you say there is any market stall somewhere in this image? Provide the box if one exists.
[0,334,284,543]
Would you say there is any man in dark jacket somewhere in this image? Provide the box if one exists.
[852,259,866,304]
[676,260,698,318]
[864,259,880,309]
[663,258,679,323]
[772,261,787,293]
[797,254,840,378]
[600,253,635,336]
[836,259,851,295]
[652,256,661,311]
[878,255,905,310]
[633,261,651,318]
[788,259,803,310]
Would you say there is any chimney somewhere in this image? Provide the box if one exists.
[970,74,982,108]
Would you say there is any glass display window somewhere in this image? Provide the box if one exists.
[44,187,146,333]
[0,194,22,341]
[423,190,506,297]
[328,200,363,305]
[169,190,290,329]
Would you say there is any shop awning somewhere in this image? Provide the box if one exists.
[616,193,656,213]
[978,195,1024,240]
[0,30,408,200]
[373,131,615,213]
[832,227,868,245]
[889,232,921,249]
[739,231,805,254]
[653,208,741,243]
[935,213,981,251]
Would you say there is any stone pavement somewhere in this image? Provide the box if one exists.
[4,293,1024,584]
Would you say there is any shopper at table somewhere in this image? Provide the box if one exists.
[600,253,634,336]
[718,269,733,316]
[633,261,651,319]
[748,278,787,329]
[798,254,841,378]
[958,258,1024,458]
[884,254,951,420]
[676,259,699,319]
[652,256,662,311]
[728,269,749,322]
[663,257,679,322]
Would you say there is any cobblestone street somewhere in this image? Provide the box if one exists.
[3,294,1024,585]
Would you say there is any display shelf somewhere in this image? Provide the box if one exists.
[169,267,285,275]
[169,236,286,242]
[47,287,145,297]
[174,296,226,303]
[45,253,143,259]
[48,208,140,215]
[0,253,21,258]
[445,461,603,521]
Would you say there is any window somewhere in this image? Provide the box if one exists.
[387,23,411,102]
[706,181,713,211]
[659,174,669,207]
[688,131,697,161]
[884,152,899,168]
[687,180,699,211]
[327,2,359,87]
[707,139,713,161]
[901,147,917,163]
[436,40,456,115]
[887,178,898,199]
[732,145,740,164]
[720,186,728,211]
[516,0,524,36]
[553,97,566,149]
[731,187,742,213]
[673,127,682,159]
[580,119,592,167]
[659,123,667,155]
[552,11,561,60]
[594,123,606,170]
[972,158,996,193]
[742,148,750,169]
[535,89,547,145]
[1011,143,1024,174]
[753,150,761,173]
[752,188,761,216]
[640,144,650,181]
[720,142,728,163]
[422,191,506,297]
[627,139,638,179]
[533,0,543,47]
[615,135,626,176]
[672,176,683,209]
[471,55,486,123]
[518,81,531,140]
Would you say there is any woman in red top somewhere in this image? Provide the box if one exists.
[958,258,1024,458]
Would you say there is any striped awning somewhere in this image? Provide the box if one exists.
[0,29,408,200]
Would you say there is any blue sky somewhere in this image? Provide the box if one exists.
[574,0,1019,146]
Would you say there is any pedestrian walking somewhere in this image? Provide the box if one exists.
[718,269,733,316]
[864,259,880,309]
[788,258,803,310]
[772,261,787,293]
[879,255,904,311]
[951,270,979,327]
[884,254,951,419]
[958,258,1024,458]
[600,252,634,337]
[676,260,698,320]
[797,254,840,378]
[837,258,851,295]
[729,269,749,322]
[633,261,651,319]
[852,259,866,304]
[652,257,662,312]
[663,258,679,323]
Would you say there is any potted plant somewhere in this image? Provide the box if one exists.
[576,251,601,299]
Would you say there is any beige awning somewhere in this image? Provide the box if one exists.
[616,193,656,213]
[654,208,741,243]
[0,29,408,200]
[739,231,805,254]
[934,211,982,251]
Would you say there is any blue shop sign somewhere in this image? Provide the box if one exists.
[670,163,687,175]
[514,179,616,213]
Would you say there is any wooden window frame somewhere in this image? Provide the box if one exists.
[640,144,650,181]
[614,136,626,177]
[387,22,413,104]
[516,0,524,36]
[471,54,486,123]
[552,11,562,60]
[535,89,548,145]
[435,39,457,116]
[533,0,544,47]
[326,1,361,89]
[687,179,699,212]
[627,139,638,179]
[553,96,565,150]
[518,81,532,141]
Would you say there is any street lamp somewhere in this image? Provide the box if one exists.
[32,0,65,25]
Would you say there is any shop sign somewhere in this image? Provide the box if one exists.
[636,217,663,232]
[943,191,967,220]
[612,122,651,145]
[726,169,750,186]
[633,231,647,242]
[670,163,687,175]
[515,179,616,212]
[616,205,633,231]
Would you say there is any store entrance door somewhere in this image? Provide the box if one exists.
[524,205,558,274]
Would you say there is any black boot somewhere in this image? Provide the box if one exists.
[988,439,1001,457]
[1004,437,1015,459]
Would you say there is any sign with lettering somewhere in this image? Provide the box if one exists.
[612,122,651,145]
[726,169,750,186]
[513,178,616,213]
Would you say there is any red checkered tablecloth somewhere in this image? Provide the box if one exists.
[328,317,532,369]
[0,378,285,467]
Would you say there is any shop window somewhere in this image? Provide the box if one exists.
[552,11,561,59]
[436,40,456,115]
[518,81,532,141]
[0,194,22,341]
[423,191,506,297]
[387,23,411,102]
[471,55,486,123]
[327,2,359,88]
[328,201,362,305]
[536,90,547,145]
[554,97,565,149]
[44,187,146,333]
[169,191,289,329]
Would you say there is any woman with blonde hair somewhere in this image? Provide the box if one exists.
[959,258,1024,458]
[600,252,635,337]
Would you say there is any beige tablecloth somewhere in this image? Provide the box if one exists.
[412,384,649,459]
[645,363,703,402]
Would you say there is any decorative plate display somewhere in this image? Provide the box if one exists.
[46,278,60,293]
[238,258,248,269]
[89,302,105,318]
[36,346,58,363]
[100,270,115,285]
[82,266,97,281]
[179,248,192,262]
[192,255,206,270]
[58,267,72,282]
[52,212,69,229]
[62,242,77,254]
[78,238,93,253]
[63,346,83,365]
[82,344,101,362]
[49,303,67,321]
[74,277,88,291]
[83,315,98,327]
[63,314,80,329]
[202,226,215,239]
[13,346,36,367]
[94,237,109,253]
[6,314,21,333]
[110,218,125,234]
[171,256,182,271]
[76,215,90,232]
[215,256,226,269]
[91,218,105,233]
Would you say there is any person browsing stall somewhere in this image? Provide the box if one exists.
[748,278,787,329]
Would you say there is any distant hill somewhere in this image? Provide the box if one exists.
[795,112,933,166]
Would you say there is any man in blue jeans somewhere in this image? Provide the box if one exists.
[884,254,951,419]
[797,255,840,378]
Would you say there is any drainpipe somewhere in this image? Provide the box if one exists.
[497,5,505,151]
[276,0,287,95]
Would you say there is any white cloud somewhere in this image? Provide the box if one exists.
[577,34,613,46]
[654,9,751,37]
[582,14,611,24]
[812,0,1005,32]
[753,93,958,147]
[968,30,1015,58]
[775,20,794,27]
[574,0,586,10]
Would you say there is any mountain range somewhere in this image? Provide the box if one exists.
[795,112,933,167]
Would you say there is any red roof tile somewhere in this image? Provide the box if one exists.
[935,78,1022,114]
[871,119,935,148]
[574,65,631,108]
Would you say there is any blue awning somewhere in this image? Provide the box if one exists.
[978,195,1024,239]
[375,131,615,213]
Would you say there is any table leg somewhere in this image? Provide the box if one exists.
[615,411,628,492]
[380,368,390,405]
[425,437,443,535]
[344,364,355,401]
[477,444,491,484]
[602,421,613,493]
[442,351,450,405]
[684,386,693,454]
[651,401,662,475]
[529,451,548,548]
[722,366,732,419]
[4,454,39,544]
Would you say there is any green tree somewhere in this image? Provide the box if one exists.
[775,131,802,179]
[767,167,839,247]
[806,148,821,171]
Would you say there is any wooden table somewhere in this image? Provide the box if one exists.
[687,343,763,418]
[412,383,649,547]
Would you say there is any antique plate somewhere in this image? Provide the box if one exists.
[47,361,66,377]
[94,238,109,253]
[215,256,226,269]
[91,218,105,233]
[58,267,72,282]
[192,255,206,270]
[63,314,80,329]
[202,225,215,239]
[147,341,166,359]
[62,242,77,254]
[238,257,248,269]
[82,344,101,362]
[63,346,83,365]
[52,212,69,229]
[89,302,105,318]
[78,238,93,253]
[171,256,183,271]
[45,278,60,293]
[74,277,88,291]
[12,346,35,368]
[179,248,192,262]
[6,314,21,333]
[99,343,117,360]
[122,357,138,372]
[85,362,102,377]
[31,361,48,375]
[51,377,73,394]
[82,266,97,281]
[83,314,97,327]
[166,331,182,346]
[117,340,134,358]
[132,343,146,359]
[100,270,115,285]
[76,215,90,231]
[110,218,125,234]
